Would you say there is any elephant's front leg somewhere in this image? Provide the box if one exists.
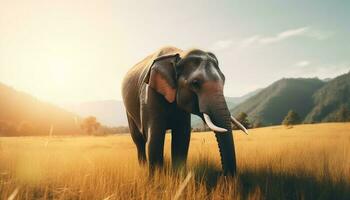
[171,113,191,169]
[146,124,166,170]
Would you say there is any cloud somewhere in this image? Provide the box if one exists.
[210,27,332,51]
[295,60,310,67]
[240,27,332,48]
[211,39,234,51]
[258,27,309,44]
[239,35,261,48]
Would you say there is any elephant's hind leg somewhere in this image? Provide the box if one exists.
[127,114,146,164]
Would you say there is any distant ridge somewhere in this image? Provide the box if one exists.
[0,82,82,136]
[61,100,126,127]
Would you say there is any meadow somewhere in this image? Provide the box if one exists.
[0,123,349,200]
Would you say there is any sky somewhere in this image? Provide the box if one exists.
[0,0,349,104]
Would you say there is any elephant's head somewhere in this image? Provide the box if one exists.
[144,49,248,175]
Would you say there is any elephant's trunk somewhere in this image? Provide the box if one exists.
[199,93,236,175]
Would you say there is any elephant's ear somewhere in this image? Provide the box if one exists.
[144,54,180,103]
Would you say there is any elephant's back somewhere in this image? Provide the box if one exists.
[122,53,153,99]
[121,54,151,121]
[122,46,182,101]
[121,46,182,124]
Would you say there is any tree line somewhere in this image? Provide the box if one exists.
[3,107,349,136]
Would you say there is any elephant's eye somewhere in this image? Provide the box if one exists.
[190,79,201,89]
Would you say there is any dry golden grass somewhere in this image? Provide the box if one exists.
[0,123,349,199]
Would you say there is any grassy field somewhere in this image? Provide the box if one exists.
[0,123,349,200]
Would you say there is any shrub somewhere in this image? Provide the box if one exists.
[282,110,301,126]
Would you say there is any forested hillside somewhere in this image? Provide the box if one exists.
[305,72,350,122]
[231,78,325,125]
[231,71,350,126]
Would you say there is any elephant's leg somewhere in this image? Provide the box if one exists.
[146,124,166,170]
[171,113,191,169]
[127,115,146,164]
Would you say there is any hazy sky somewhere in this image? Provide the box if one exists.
[1,0,349,104]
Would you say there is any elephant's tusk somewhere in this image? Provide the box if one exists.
[230,116,249,135]
[203,113,227,133]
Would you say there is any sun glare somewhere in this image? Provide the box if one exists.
[48,60,72,88]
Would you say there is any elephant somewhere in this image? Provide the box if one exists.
[122,46,248,175]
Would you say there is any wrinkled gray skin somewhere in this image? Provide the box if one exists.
[122,46,236,175]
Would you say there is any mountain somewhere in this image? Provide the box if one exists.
[61,100,127,127]
[231,78,325,126]
[304,72,350,122]
[0,83,82,136]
